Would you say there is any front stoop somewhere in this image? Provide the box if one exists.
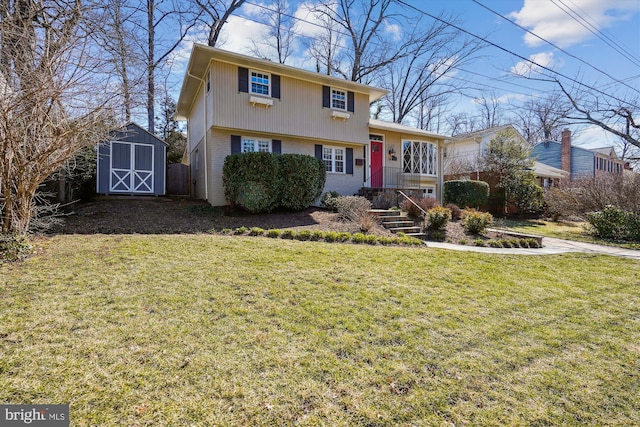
[370,209,426,240]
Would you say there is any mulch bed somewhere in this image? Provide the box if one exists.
[55,196,365,235]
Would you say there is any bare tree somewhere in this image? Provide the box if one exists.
[90,0,146,122]
[304,2,341,75]
[313,0,417,83]
[195,0,246,47]
[0,0,113,234]
[513,92,571,145]
[446,112,480,136]
[382,12,482,125]
[554,78,640,150]
[249,0,295,64]
[476,93,504,129]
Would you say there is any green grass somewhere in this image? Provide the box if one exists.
[497,218,640,249]
[1,235,640,426]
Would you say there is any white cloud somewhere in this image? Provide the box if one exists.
[383,21,402,42]
[510,51,555,77]
[217,15,272,55]
[509,0,640,48]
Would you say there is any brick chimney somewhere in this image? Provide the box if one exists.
[561,128,571,176]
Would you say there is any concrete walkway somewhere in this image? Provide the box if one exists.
[426,237,640,259]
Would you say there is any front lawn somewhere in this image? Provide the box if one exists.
[1,235,639,425]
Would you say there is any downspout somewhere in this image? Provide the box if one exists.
[187,69,208,200]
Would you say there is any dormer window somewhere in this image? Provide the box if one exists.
[250,70,270,96]
[331,88,346,110]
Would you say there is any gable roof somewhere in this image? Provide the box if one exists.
[176,44,389,119]
[109,122,169,146]
[590,146,619,158]
[451,124,518,140]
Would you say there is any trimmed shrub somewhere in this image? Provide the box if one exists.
[234,226,248,235]
[320,191,340,211]
[0,234,33,263]
[444,180,490,209]
[586,205,640,241]
[294,230,312,241]
[364,234,378,245]
[276,154,326,211]
[280,229,295,239]
[249,227,265,236]
[446,203,462,221]
[223,152,280,213]
[310,230,325,241]
[473,239,486,247]
[266,229,281,238]
[351,232,366,244]
[400,197,438,219]
[425,206,451,231]
[462,209,493,234]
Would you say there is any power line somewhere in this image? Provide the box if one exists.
[397,0,638,109]
[552,0,640,68]
[472,0,640,95]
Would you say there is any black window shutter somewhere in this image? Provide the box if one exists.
[346,148,353,174]
[271,74,281,99]
[231,135,241,154]
[315,144,323,159]
[347,91,355,112]
[272,139,281,154]
[238,67,249,93]
[322,86,330,108]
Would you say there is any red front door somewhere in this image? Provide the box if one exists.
[370,141,383,187]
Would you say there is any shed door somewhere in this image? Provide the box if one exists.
[110,142,154,193]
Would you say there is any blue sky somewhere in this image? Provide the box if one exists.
[170,0,640,148]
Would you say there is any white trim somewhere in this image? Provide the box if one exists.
[322,145,345,174]
[249,95,273,108]
[368,134,385,186]
[241,137,272,153]
[330,87,347,111]
[109,141,155,194]
[249,69,271,97]
[330,110,350,120]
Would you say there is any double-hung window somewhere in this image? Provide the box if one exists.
[331,88,347,110]
[250,70,270,96]
[402,140,438,176]
[242,137,271,153]
[322,146,345,173]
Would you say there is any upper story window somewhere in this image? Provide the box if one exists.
[323,146,345,173]
[250,70,270,96]
[331,88,346,110]
[403,140,438,176]
[242,137,271,153]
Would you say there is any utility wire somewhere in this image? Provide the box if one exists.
[472,0,640,95]
[398,0,638,109]
[553,0,640,68]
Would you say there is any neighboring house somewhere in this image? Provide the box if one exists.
[444,125,567,188]
[175,44,447,206]
[531,129,625,181]
[96,122,168,196]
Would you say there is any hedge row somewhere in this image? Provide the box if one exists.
[215,227,425,246]
[223,152,326,213]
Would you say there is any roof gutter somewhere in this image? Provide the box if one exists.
[186,69,208,201]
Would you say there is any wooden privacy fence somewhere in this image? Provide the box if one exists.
[166,163,190,195]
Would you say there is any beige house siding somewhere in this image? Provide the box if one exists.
[190,138,206,199]
[204,129,367,206]
[187,83,206,152]
[210,61,370,144]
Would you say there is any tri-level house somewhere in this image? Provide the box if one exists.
[175,44,446,207]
